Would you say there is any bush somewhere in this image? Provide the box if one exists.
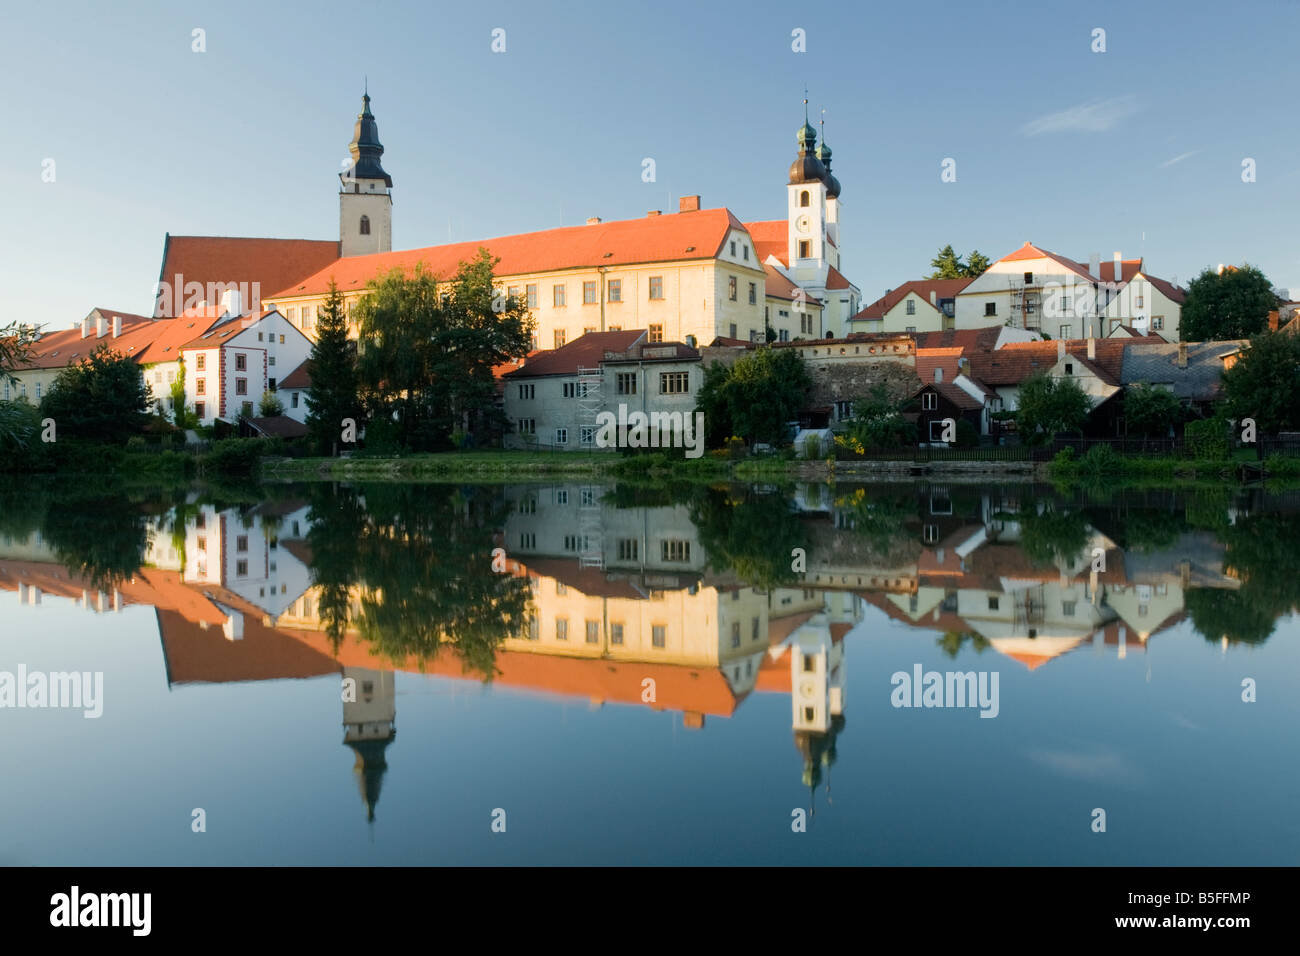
[1080,443,1123,476]
[802,434,822,460]
[1185,417,1230,460]
[955,419,979,448]
[199,437,280,476]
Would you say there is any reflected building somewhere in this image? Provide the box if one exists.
[343,667,396,823]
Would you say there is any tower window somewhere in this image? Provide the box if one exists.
[800,190,810,207]
[798,240,810,259]
[359,215,370,236]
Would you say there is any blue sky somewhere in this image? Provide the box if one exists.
[4,0,1298,329]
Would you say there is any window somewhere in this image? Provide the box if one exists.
[582,488,595,505]
[835,400,852,420]
[241,401,253,417]
[729,276,737,301]
[517,496,536,514]
[1061,295,1072,313]
[553,329,566,349]
[553,284,566,307]
[291,393,299,408]
[1023,271,1033,283]
[906,325,917,333]
[556,490,568,504]
[519,532,536,549]
[236,560,248,576]
[616,372,637,395]
[360,216,371,239]
[649,276,664,300]
[985,302,997,317]
[743,245,749,261]
[988,596,1000,611]
[1152,315,1164,330]
[563,535,579,551]
[196,379,206,395]
[906,299,916,315]
[279,335,285,344]
[301,305,314,327]
[1136,294,1144,308]
[235,354,247,371]
[779,329,789,342]
[268,377,276,391]
[258,333,263,342]
[195,402,205,418]
[731,623,741,648]
[586,620,600,644]
[608,279,621,302]
[800,190,810,207]
[507,285,519,301]
[1064,362,1074,375]
[661,540,690,562]
[555,428,568,444]
[752,618,760,641]
[1063,601,1077,616]
[798,240,810,259]
[235,378,247,395]
[583,281,597,304]
[196,354,206,371]
[556,619,569,641]
[580,426,595,445]
[652,625,666,648]
[660,371,689,394]
[611,623,624,645]
[748,282,757,305]
[526,284,538,308]
[236,535,248,552]
[268,356,276,367]
[729,323,737,339]
[922,392,938,410]
[618,538,639,560]
[730,240,737,256]
[923,524,939,543]
[517,418,535,434]
[286,308,297,321]
[518,383,534,400]
[648,324,663,343]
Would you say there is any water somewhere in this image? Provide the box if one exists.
[1,478,1297,865]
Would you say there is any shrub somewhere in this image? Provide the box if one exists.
[802,434,822,460]
[1080,442,1123,476]
[955,419,979,448]
[1185,417,1230,460]
[199,437,279,476]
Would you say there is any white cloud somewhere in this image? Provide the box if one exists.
[1021,95,1141,136]
[1159,149,1200,168]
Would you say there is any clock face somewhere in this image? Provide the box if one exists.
[796,215,811,234]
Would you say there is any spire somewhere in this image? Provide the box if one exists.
[816,108,841,199]
[789,92,826,185]
[343,87,392,187]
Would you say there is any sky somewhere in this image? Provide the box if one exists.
[3,0,1299,330]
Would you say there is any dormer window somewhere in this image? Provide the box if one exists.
[800,190,810,207]
[359,215,371,236]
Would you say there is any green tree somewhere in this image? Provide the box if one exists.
[928,244,965,279]
[693,348,811,447]
[687,487,809,590]
[40,344,150,444]
[964,250,991,276]
[305,280,360,456]
[1015,373,1092,443]
[1221,330,1300,432]
[1123,383,1183,436]
[355,251,534,451]
[258,390,285,417]
[1,321,39,383]
[847,383,916,448]
[1180,264,1279,341]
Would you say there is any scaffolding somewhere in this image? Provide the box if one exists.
[576,365,604,569]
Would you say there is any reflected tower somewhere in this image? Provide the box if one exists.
[342,667,396,822]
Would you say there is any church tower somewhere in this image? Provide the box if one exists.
[339,88,393,258]
[342,667,396,822]
[786,100,829,283]
[816,120,841,270]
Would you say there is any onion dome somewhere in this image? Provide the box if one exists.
[343,91,393,187]
[788,117,827,185]
[816,141,841,199]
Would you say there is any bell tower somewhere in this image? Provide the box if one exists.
[340,86,393,258]
[786,98,828,282]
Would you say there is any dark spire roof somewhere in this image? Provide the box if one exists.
[343,90,392,188]
[816,120,841,199]
[789,97,827,186]
[347,734,394,822]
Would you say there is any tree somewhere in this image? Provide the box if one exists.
[1015,373,1092,442]
[0,321,39,384]
[1221,330,1300,433]
[258,390,285,417]
[846,383,916,447]
[40,344,150,444]
[928,246,990,279]
[692,348,811,447]
[1123,383,1183,436]
[354,251,534,451]
[305,280,360,456]
[1180,264,1279,341]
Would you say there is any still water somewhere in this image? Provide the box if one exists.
[1,478,1297,865]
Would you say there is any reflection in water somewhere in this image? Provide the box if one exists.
[2,479,1299,827]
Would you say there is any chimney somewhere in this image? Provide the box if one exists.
[1113,252,1122,281]
[957,356,969,375]
[220,288,241,318]
[1086,336,1096,360]
[112,315,121,338]
[679,195,701,213]
[1177,341,1188,368]
[586,216,602,225]
[81,316,92,339]
[1090,253,1100,279]
[1269,310,1280,331]
[929,290,937,306]
[96,315,108,337]
[1057,339,1066,360]
[934,366,943,383]
[646,210,661,217]
[1217,263,1225,275]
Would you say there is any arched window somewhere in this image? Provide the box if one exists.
[800,190,810,207]
[359,215,371,236]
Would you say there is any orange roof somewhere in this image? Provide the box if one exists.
[998,242,1144,284]
[853,279,973,320]
[155,235,341,317]
[273,208,748,300]
[826,265,853,290]
[763,263,821,305]
[744,219,787,265]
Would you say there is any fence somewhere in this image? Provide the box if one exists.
[834,435,1300,464]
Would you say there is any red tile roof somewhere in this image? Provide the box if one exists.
[504,330,644,378]
[1139,272,1186,304]
[763,263,821,305]
[21,307,228,371]
[966,339,1132,386]
[853,278,973,320]
[913,327,1003,351]
[155,235,341,317]
[274,208,749,300]
[826,264,853,290]
[998,242,1146,284]
[744,219,787,265]
[279,360,313,389]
